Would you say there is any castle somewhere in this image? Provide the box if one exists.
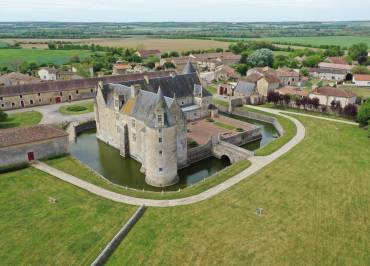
[94,61,213,187]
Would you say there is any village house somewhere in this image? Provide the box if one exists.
[276,68,299,86]
[308,68,348,82]
[112,63,132,75]
[353,74,370,87]
[0,71,172,111]
[308,87,356,107]
[0,72,41,86]
[218,83,235,96]
[38,67,82,81]
[278,86,308,99]
[94,61,213,187]
[200,65,240,84]
[136,49,161,59]
[0,125,68,171]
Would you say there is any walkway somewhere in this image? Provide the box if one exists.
[33,107,306,207]
[6,99,94,124]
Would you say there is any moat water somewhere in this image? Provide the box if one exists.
[70,116,277,191]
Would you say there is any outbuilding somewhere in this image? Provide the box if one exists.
[0,125,69,170]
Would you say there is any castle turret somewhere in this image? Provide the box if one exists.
[144,87,179,187]
[182,59,196,74]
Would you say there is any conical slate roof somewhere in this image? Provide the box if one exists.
[154,86,167,112]
[182,60,196,74]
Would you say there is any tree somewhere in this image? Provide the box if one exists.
[247,49,274,67]
[348,43,368,64]
[323,46,344,57]
[302,55,321,67]
[234,64,249,76]
[169,51,179,57]
[70,55,80,63]
[267,91,279,105]
[163,62,176,69]
[352,65,370,75]
[216,48,224,53]
[0,110,7,122]
[311,97,320,109]
[48,42,56,50]
[300,68,309,77]
[283,94,291,106]
[343,104,358,117]
[357,99,370,127]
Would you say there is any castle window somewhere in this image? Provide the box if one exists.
[157,114,162,123]
[159,150,163,156]
[159,168,163,172]
[158,129,162,133]
[39,99,42,103]
[60,92,63,96]
[90,89,94,93]
[19,95,23,98]
[1,104,4,108]
[131,119,136,128]
[132,133,136,142]
[76,90,79,94]
[159,137,162,143]
[11,102,15,107]
[0,97,3,101]
[38,93,41,96]
[30,100,34,105]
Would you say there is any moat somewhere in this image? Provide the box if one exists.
[70,117,277,191]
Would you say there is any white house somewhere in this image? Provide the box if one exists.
[353,74,370,87]
[308,87,356,107]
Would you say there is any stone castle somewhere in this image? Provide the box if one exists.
[94,61,213,187]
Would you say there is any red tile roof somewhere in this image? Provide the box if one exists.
[318,62,352,71]
[326,57,348,65]
[310,87,356,98]
[353,74,370,81]
[0,125,68,148]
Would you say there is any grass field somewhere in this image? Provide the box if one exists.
[1,37,231,52]
[58,102,94,115]
[0,167,136,265]
[45,156,251,200]
[0,49,92,69]
[247,36,370,48]
[0,111,42,129]
[107,116,370,265]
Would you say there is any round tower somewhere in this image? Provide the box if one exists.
[144,87,179,187]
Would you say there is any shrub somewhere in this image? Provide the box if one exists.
[357,99,370,127]
[343,104,357,117]
[236,128,245,132]
[66,106,87,112]
[0,110,8,122]
[188,140,199,148]
[206,118,215,122]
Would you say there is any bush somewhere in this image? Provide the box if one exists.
[0,110,8,122]
[206,118,215,122]
[357,99,370,127]
[343,104,357,117]
[66,106,87,112]
[188,140,199,148]
[236,128,245,132]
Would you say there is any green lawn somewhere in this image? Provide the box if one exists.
[241,106,297,156]
[0,49,92,69]
[207,85,217,95]
[0,111,42,129]
[45,156,251,200]
[247,36,370,48]
[107,116,370,265]
[58,101,94,115]
[213,98,229,108]
[0,167,136,265]
[213,121,236,130]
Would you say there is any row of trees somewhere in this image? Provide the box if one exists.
[266,91,358,118]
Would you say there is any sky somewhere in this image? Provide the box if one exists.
[0,0,369,22]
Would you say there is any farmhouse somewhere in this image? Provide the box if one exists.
[0,71,172,110]
[276,68,299,86]
[278,86,308,98]
[318,62,353,72]
[308,68,348,81]
[0,72,41,86]
[0,125,68,170]
[353,74,370,87]
[38,67,82,81]
[308,87,356,107]
[112,63,132,75]
[95,61,213,187]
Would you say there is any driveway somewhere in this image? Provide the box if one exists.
[6,99,95,125]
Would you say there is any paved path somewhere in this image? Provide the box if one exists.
[246,105,359,126]
[33,107,306,207]
[6,99,94,124]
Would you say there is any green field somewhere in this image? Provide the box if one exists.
[58,102,94,115]
[107,115,370,265]
[0,41,9,48]
[0,49,92,68]
[0,111,42,129]
[0,167,135,265]
[248,36,370,48]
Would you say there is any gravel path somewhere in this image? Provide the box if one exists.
[33,106,308,207]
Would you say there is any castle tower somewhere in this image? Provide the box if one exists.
[144,87,179,187]
[182,59,197,74]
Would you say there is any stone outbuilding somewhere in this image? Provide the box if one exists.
[0,125,68,171]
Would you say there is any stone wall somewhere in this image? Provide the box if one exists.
[0,137,69,171]
[221,128,262,146]
[66,119,96,142]
[187,140,213,165]
[91,205,146,266]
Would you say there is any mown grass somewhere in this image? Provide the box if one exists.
[0,49,92,69]
[207,85,217,95]
[213,121,236,130]
[0,111,42,129]
[241,106,297,156]
[107,116,370,266]
[0,167,136,265]
[213,98,229,107]
[58,101,94,115]
[45,156,251,200]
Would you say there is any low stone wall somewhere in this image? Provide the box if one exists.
[233,108,284,136]
[91,205,146,266]
[187,140,213,165]
[221,127,262,147]
[66,119,96,142]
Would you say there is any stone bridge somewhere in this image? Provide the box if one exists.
[212,141,254,164]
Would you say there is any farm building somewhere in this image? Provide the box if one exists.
[353,74,370,87]
[308,87,356,107]
[0,125,68,171]
[0,72,41,86]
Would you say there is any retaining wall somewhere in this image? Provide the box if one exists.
[187,140,213,165]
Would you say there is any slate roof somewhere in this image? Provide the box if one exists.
[0,71,172,97]
[0,125,68,149]
[182,60,197,74]
[234,80,256,96]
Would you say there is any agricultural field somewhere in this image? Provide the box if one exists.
[247,36,370,48]
[0,167,136,265]
[0,49,92,69]
[1,37,231,52]
[107,116,370,265]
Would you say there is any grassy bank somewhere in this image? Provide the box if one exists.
[0,167,135,265]
[108,116,370,265]
[45,156,251,200]
[0,111,42,129]
[58,102,94,115]
[241,106,297,156]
